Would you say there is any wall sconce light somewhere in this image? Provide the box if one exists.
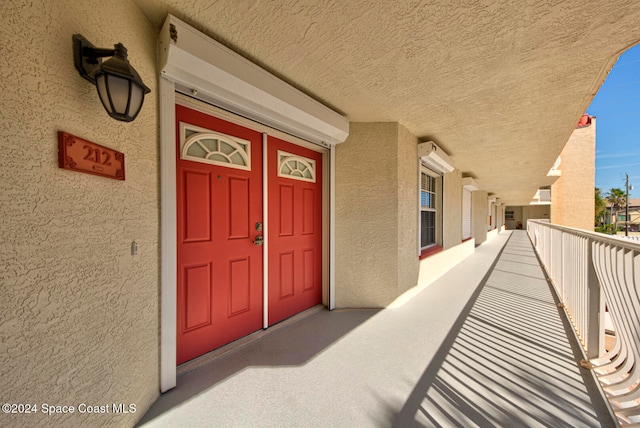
[73,34,150,122]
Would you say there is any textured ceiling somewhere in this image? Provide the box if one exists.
[134,0,640,204]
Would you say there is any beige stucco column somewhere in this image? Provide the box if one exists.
[334,122,420,307]
[473,191,489,244]
[442,170,463,249]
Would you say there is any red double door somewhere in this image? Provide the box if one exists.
[176,105,323,364]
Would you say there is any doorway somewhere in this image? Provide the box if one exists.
[176,103,324,364]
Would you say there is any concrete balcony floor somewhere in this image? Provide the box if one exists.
[138,231,615,427]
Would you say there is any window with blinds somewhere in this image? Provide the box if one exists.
[421,171,437,248]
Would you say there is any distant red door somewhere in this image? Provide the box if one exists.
[176,105,263,365]
[268,136,323,325]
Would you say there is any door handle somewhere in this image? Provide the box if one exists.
[253,236,264,246]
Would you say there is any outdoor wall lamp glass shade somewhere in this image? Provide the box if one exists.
[73,34,150,122]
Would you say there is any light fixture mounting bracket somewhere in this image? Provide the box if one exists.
[73,34,124,84]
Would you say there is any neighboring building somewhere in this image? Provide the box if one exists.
[612,197,640,232]
[2,2,639,426]
[506,115,596,231]
[550,115,596,230]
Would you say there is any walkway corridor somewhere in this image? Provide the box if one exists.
[138,231,614,427]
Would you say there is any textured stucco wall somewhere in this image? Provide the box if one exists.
[336,122,459,306]
[0,1,159,426]
[335,122,421,307]
[472,191,488,244]
[442,170,463,250]
[523,205,551,223]
[335,123,400,307]
[497,205,505,229]
[551,121,596,230]
[396,124,420,295]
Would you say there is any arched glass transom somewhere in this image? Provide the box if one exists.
[278,150,316,183]
[180,122,251,171]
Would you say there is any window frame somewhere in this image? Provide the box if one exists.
[419,164,442,255]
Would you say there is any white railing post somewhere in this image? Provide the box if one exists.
[555,229,563,301]
[586,238,604,359]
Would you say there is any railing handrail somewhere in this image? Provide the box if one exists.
[528,219,640,250]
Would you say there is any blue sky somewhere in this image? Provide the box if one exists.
[587,44,640,199]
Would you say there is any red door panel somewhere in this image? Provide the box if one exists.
[268,136,323,325]
[176,105,263,365]
[184,262,212,330]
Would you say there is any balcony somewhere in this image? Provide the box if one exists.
[529,221,640,427]
[138,229,629,427]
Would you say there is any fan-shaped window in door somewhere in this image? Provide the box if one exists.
[180,123,251,171]
[278,150,316,183]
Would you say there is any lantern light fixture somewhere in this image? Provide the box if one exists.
[73,34,150,122]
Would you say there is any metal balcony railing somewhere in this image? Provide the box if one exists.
[528,220,640,427]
